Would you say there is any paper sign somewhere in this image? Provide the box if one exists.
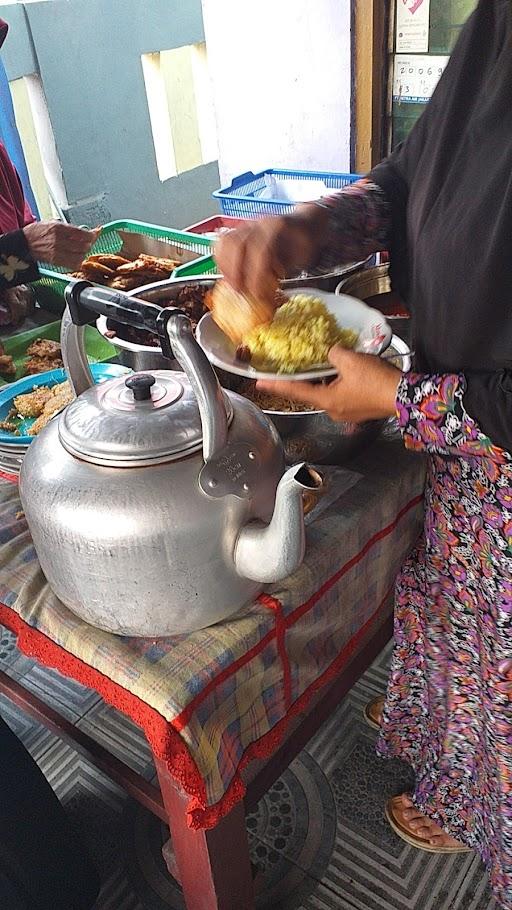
[393,54,449,104]
[396,0,431,53]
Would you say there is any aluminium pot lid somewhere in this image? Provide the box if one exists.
[59,370,204,466]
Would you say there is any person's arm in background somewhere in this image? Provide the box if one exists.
[215,182,391,303]
[0,222,95,326]
[0,221,96,292]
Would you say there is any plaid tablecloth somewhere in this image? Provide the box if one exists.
[0,439,425,828]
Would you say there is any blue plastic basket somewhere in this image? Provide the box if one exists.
[213,168,361,218]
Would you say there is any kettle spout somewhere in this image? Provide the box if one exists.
[234,464,323,584]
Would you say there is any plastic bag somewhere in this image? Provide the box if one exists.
[258,174,328,203]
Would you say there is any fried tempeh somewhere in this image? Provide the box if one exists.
[14,387,53,418]
[205,281,275,345]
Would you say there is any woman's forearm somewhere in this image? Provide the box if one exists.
[396,371,512,463]
[293,178,392,273]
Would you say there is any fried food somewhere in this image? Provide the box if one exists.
[72,250,180,292]
[49,380,73,410]
[14,386,53,418]
[26,339,62,362]
[10,381,74,436]
[205,281,275,346]
[24,337,64,375]
[0,354,15,376]
[116,258,172,280]
[81,261,117,281]
[28,381,73,436]
[0,419,19,433]
[87,254,131,269]
[25,356,64,375]
[110,276,142,291]
[140,253,177,270]
[0,337,15,376]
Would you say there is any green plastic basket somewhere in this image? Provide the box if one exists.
[33,220,212,314]
[173,254,219,278]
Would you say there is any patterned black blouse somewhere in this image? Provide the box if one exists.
[0,229,39,290]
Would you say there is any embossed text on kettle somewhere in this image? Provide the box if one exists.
[219,452,247,482]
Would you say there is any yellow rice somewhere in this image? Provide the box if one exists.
[243,294,358,373]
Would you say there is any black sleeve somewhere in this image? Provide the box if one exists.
[463,371,512,454]
[0,229,39,290]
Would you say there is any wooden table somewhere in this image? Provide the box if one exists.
[0,439,425,909]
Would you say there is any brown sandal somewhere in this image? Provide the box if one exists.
[385,794,471,854]
[363,695,385,731]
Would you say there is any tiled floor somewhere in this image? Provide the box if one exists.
[0,624,497,910]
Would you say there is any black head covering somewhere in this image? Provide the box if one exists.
[371,0,512,450]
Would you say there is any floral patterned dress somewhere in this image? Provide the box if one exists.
[381,373,512,906]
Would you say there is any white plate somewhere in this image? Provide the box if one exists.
[195,289,392,381]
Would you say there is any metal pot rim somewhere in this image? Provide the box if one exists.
[96,275,219,353]
[334,263,390,297]
[281,257,368,286]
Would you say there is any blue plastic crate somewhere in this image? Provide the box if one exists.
[213,168,361,218]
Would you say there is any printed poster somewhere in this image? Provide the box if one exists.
[393,55,449,104]
[396,0,431,53]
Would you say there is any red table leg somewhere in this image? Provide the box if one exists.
[155,757,255,910]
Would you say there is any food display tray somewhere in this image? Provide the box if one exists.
[0,321,117,386]
[33,220,212,314]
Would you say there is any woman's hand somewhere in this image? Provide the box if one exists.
[215,205,330,304]
[257,347,402,422]
[23,221,97,271]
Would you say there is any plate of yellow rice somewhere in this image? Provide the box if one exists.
[196,289,392,380]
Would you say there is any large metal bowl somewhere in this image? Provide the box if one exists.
[233,334,411,465]
[97,276,217,372]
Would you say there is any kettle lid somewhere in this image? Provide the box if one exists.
[59,370,206,466]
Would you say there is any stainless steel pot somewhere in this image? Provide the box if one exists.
[281,257,369,292]
[97,276,407,466]
[233,335,411,465]
[97,276,216,372]
[20,281,322,638]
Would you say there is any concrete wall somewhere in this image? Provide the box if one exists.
[0,0,354,227]
[201,0,352,186]
[0,0,220,227]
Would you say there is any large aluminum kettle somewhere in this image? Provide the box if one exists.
[19,282,322,637]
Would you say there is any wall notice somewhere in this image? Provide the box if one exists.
[396,0,431,53]
[393,54,449,103]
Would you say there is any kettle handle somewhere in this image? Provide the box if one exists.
[60,306,95,397]
[165,314,228,460]
[62,280,229,462]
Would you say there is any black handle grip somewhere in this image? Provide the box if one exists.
[64,280,186,360]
